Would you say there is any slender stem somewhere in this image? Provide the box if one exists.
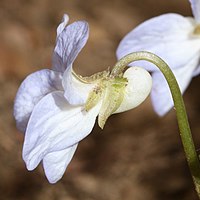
[112,51,200,198]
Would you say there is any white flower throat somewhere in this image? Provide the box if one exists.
[72,68,128,129]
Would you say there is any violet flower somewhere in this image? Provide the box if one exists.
[117,0,200,116]
[14,14,152,183]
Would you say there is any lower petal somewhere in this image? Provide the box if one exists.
[23,91,100,171]
[43,143,78,184]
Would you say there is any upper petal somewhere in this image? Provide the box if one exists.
[56,14,69,37]
[114,67,152,113]
[151,54,199,116]
[43,143,78,184]
[190,0,200,23]
[62,66,95,105]
[52,20,89,73]
[116,13,200,71]
[13,69,63,132]
[23,91,101,171]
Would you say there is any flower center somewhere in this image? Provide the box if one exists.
[72,68,128,128]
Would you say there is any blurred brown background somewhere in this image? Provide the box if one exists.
[0,0,200,199]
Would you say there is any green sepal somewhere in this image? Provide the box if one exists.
[98,77,127,129]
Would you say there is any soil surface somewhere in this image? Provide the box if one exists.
[0,0,200,199]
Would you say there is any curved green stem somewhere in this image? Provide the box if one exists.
[112,51,200,198]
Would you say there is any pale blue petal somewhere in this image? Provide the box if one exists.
[13,69,63,132]
[56,14,69,37]
[52,21,89,73]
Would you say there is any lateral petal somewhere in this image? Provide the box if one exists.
[116,13,200,71]
[13,69,63,132]
[190,0,200,23]
[43,143,78,184]
[151,54,199,116]
[52,20,89,73]
[23,91,100,171]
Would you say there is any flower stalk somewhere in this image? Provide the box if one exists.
[112,51,200,198]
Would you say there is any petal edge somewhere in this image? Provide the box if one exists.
[43,144,78,183]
